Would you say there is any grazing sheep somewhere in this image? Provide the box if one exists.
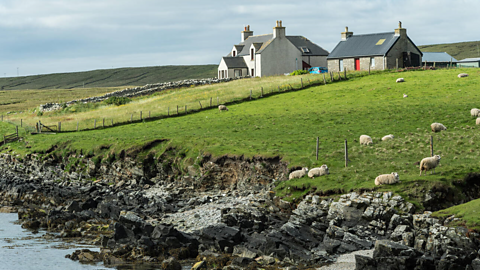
[360,135,373,145]
[308,164,329,178]
[396,78,405,83]
[218,105,228,112]
[403,94,408,98]
[420,155,441,176]
[374,172,399,186]
[431,123,447,132]
[477,118,480,125]
[289,167,308,180]
[382,134,394,141]
[471,108,480,117]
[458,73,468,78]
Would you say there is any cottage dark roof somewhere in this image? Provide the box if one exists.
[235,34,273,56]
[327,32,399,59]
[252,42,263,51]
[286,36,329,56]
[222,57,247,68]
[422,52,457,62]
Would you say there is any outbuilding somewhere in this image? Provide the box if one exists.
[457,58,480,68]
[421,52,457,68]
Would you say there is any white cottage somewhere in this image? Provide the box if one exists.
[218,21,329,78]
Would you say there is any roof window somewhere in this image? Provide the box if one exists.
[300,47,310,53]
[376,39,386,45]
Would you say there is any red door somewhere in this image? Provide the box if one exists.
[355,58,360,70]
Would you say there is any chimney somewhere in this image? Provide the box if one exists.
[273,20,285,39]
[395,21,406,36]
[341,26,353,40]
[241,25,253,42]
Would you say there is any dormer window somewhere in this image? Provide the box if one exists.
[250,48,254,60]
[233,50,236,57]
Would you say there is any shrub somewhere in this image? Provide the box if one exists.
[290,70,308,76]
[104,96,131,106]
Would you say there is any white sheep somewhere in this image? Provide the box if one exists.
[308,164,329,178]
[289,167,308,180]
[360,135,373,145]
[396,78,405,83]
[476,118,480,125]
[403,94,408,98]
[420,155,441,176]
[374,172,399,186]
[431,123,447,132]
[471,108,480,117]
[218,105,228,112]
[381,134,394,141]
[458,73,468,78]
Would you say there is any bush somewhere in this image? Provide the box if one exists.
[290,70,308,76]
[104,96,131,106]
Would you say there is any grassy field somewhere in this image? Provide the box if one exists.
[419,40,480,61]
[0,65,217,90]
[432,199,480,231]
[2,67,480,220]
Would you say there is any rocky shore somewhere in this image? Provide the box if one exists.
[1,152,480,269]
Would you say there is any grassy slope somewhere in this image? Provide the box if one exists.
[432,199,480,231]
[0,65,217,90]
[419,40,480,61]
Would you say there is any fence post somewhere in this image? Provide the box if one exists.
[58,122,61,132]
[39,121,42,133]
[396,58,398,71]
[140,111,142,120]
[199,101,202,109]
[330,72,333,81]
[344,68,346,79]
[1,115,2,121]
[131,114,133,122]
[77,121,79,132]
[316,137,319,161]
[94,119,96,129]
[103,118,105,128]
[36,122,39,133]
[210,97,212,107]
[345,139,348,167]
[338,72,342,81]
[261,87,263,97]
[16,126,18,138]
[301,78,303,88]
[177,105,179,114]
[21,119,22,127]
[278,86,280,92]
[323,74,326,84]
[185,105,187,114]
[430,135,434,157]
[369,64,371,75]
[250,90,252,100]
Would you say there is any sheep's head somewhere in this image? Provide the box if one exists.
[303,167,308,172]
[392,172,399,180]
[434,155,441,161]
[321,164,328,169]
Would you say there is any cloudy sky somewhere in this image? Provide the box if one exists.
[1,0,479,77]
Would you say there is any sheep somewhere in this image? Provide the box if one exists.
[396,78,405,83]
[419,155,441,176]
[308,164,329,178]
[431,123,447,132]
[360,135,373,145]
[458,73,468,78]
[403,94,408,98]
[477,118,480,125]
[471,108,480,117]
[381,134,394,141]
[374,172,399,186]
[289,167,308,180]
[218,105,228,112]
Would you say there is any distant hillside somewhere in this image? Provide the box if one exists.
[0,65,218,90]
[419,40,480,61]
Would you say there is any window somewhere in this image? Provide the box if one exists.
[376,39,386,45]
[250,48,254,60]
[233,50,236,57]
[300,47,310,53]
[234,69,242,77]
[339,59,344,72]
[370,57,375,67]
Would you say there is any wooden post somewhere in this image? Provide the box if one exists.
[338,72,342,80]
[323,74,326,84]
[130,114,133,122]
[430,135,434,157]
[261,87,263,97]
[39,121,42,133]
[140,111,142,120]
[369,64,371,75]
[76,121,79,132]
[316,137,319,161]
[210,97,212,107]
[434,62,436,68]
[199,101,202,109]
[185,105,187,114]
[177,105,179,114]
[344,68,346,80]
[103,118,105,128]
[21,119,22,127]
[58,122,61,132]
[16,126,18,138]
[330,72,333,81]
[94,119,96,129]
[1,115,2,121]
[278,86,280,92]
[301,78,303,88]
[345,139,349,167]
[396,58,398,71]
[36,122,38,133]
[250,90,252,100]
[149,111,150,118]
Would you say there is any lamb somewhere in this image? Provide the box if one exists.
[218,105,228,112]
[431,123,447,132]
[471,108,480,117]
[396,78,405,83]
[382,134,394,141]
[374,172,399,186]
[458,73,468,78]
[360,135,373,145]
[477,118,480,125]
[403,94,408,98]
[419,155,441,176]
[308,164,329,178]
[289,167,308,180]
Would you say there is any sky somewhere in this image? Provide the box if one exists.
[0,0,479,77]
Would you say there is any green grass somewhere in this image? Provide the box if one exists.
[419,40,480,61]
[432,199,480,231]
[2,68,480,217]
[0,65,217,90]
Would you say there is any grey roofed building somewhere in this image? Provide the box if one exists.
[422,52,457,63]
[218,21,329,78]
[457,57,480,68]
[327,32,401,59]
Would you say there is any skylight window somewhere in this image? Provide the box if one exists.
[376,39,386,45]
[300,47,310,53]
